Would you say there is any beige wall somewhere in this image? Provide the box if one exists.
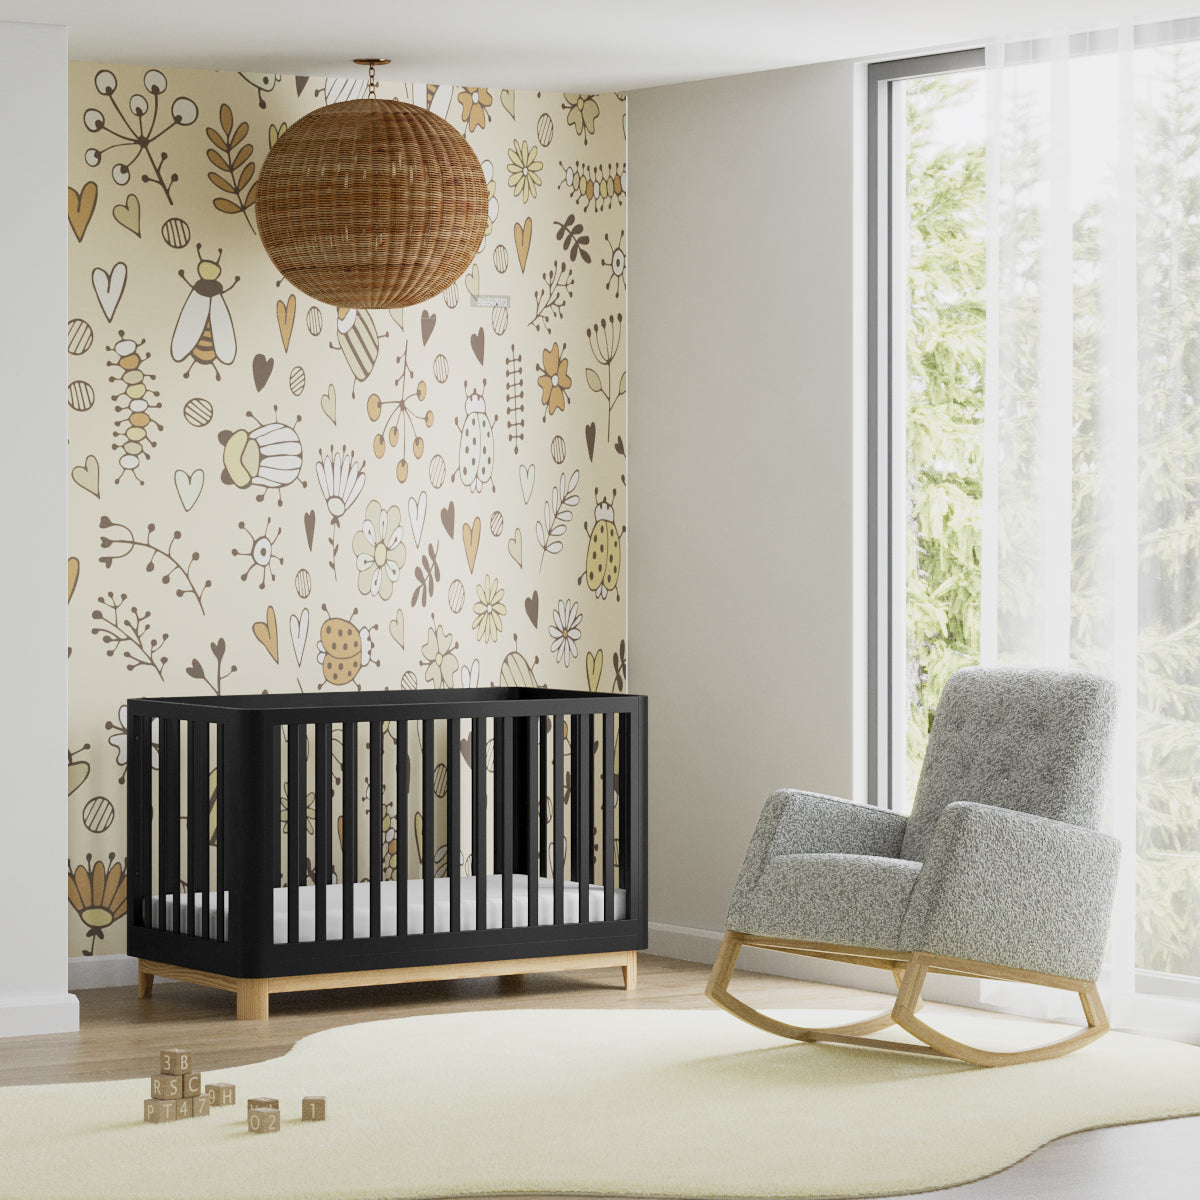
[629,61,868,943]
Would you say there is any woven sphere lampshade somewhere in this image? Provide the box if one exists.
[256,98,488,309]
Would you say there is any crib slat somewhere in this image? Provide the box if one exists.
[603,712,615,922]
[159,719,180,933]
[472,717,486,930]
[447,717,461,933]
[128,714,149,930]
[215,723,226,942]
[270,726,281,890]
[539,716,549,878]
[395,720,407,938]
[369,720,382,939]
[315,722,332,944]
[553,714,564,926]
[186,722,200,936]
[192,722,212,938]
[287,724,304,944]
[573,714,591,925]
[342,722,357,940]
[525,717,539,929]
[422,718,435,936]
[617,712,630,914]
[497,717,513,929]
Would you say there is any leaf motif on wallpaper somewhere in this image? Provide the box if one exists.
[91,261,127,323]
[68,181,98,242]
[90,591,167,679]
[98,517,211,612]
[206,103,258,228]
[553,212,591,263]
[586,313,625,443]
[536,469,579,564]
[529,259,573,334]
[112,193,140,237]
[185,637,237,695]
[412,542,442,607]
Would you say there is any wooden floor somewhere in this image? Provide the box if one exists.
[1,954,1197,1198]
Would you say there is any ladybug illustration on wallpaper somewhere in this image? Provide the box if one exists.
[316,605,377,688]
[331,307,386,397]
[580,488,624,600]
[453,381,498,494]
[172,245,239,380]
[218,408,304,505]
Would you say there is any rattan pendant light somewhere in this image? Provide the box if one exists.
[256,60,488,309]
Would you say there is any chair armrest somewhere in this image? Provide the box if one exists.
[900,801,1120,981]
[730,789,909,899]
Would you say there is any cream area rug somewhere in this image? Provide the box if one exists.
[4,1007,1200,1200]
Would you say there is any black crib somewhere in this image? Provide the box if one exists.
[126,688,647,1019]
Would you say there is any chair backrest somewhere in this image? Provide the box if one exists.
[899,666,1118,862]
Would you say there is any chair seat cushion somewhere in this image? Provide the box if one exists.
[727,853,923,950]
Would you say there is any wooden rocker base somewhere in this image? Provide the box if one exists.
[705,931,1109,1067]
[139,949,638,1021]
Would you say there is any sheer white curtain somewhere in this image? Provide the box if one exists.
[981,24,1200,1038]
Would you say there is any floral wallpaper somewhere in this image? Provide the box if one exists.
[65,64,627,957]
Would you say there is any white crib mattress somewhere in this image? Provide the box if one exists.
[151,874,627,943]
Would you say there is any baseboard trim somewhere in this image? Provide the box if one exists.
[68,954,142,990]
[649,921,983,1007]
[0,992,80,1038]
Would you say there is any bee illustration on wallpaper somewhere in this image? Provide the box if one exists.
[107,333,161,485]
[331,307,386,397]
[580,488,624,600]
[453,381,498,494]
[218,408,304,505]
[316,605,377,688]
[172,245,239,380]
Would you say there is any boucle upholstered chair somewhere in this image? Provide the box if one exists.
[707,667,1121,1066]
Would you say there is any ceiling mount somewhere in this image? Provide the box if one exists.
[352,58,391,98]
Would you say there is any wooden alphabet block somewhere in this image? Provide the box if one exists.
[190,1095,211,1118]
[205,1082,236,1106]
[301,1096,326,1122]
[144,1098,177,1123]
[175,1098,192,1119]
[248,1107,280,1134]
[247,1097,279,1115]
[159,1049,195,1076]
[181,1072,202,1097]
[150,1074,182,1100]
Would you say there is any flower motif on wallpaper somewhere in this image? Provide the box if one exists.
[68,852,128,955]
[472,575,506,643]
[353,500,406,600]
[549,598,582,664]
[421,622,460,687]
[508,139,543,203]
[315,445,367,524]
[562,94,600,142]
[106,704,159,785]
[459,87,493,133]
[538,343,572,416]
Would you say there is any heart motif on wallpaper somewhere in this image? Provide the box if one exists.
[470,327,485,364]
[173,468,204,512]
[441,502,456,536]
[289,608,309,667]
[276,294,296,351]
[464,263,480,299]
[586,650,604,692]
[524,591,539,628]
[71,454,101,497]
[408,491,427,546]
[519,463,535,503]
[421,309,436,345]
[253,354,274,392]
[462,517,481,573]
[91,262,127,323]
[500,89,516,119]
[585,422,597,462]
[514,218,533,272]
[507,528,523,566]
[388,609,405,648]
[253,606,280,663]
[67,556,80,603]
[321,385,337,423]
[112,193,140,237]
[68,182,98,242]
[304,510,317,550]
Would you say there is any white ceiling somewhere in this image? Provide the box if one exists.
[0,0,1177,91]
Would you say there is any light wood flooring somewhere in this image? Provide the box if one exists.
[1,954,1197,1198]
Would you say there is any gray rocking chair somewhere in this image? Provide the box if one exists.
[707,667,1121,1066]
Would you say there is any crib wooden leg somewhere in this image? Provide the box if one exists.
[236,979,269,1021]
[137,962,154,999]
[622,952,638,991]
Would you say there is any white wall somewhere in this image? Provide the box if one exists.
[628,60,870,957]
[0,21,78,1037]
